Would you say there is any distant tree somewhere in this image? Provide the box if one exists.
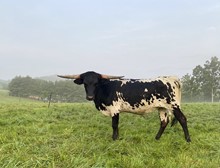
[182,56,220,102]
[8,76,86,102]
[53,80,85,102]
[202,57,220,102]
[182,74,193,102]
[8,76,28,97]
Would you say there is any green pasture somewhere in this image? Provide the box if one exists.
[0,90,220,167]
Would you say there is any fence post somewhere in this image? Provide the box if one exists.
[48,93,52,108]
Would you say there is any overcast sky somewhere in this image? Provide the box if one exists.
[1,0,220,80]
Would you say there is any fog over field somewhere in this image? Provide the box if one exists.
[0,1,220,80]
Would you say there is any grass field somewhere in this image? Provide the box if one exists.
[0,90,220,167]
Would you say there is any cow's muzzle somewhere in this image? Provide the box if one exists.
[86,96,94,101]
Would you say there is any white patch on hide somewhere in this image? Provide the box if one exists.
[144,88,148,92]
[159,110,168,123]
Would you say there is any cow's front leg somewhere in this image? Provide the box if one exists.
[112,113,119,140]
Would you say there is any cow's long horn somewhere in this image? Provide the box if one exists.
[101,74,124,79]
[57,74,80,79]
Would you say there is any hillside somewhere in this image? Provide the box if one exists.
[0,89,39,103]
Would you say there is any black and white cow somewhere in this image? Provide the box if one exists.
[58,71,191,142]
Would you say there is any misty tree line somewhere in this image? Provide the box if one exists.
[7,56,220,103]
[8,77,86,102]
[182,56,220,102]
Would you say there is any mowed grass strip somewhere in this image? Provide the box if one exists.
[0,101,220,168]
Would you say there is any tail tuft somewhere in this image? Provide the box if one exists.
[171,117,178,127]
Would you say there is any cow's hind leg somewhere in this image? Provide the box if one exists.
[155,108,169,140]
[112,113,119,140]
[173,106,191,142]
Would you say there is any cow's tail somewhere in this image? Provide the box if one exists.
[171,117,178,127]
[174,79,182,104]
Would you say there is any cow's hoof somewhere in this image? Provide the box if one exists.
[186,137,191,143]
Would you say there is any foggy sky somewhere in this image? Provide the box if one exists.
[1,0,220,80]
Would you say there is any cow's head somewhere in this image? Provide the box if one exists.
[58,71,124,101]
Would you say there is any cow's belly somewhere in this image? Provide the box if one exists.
[100,99,174,117]
[120,105,157,114]
[120,101,171,114]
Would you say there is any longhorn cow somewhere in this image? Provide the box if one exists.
[58,71,191,142]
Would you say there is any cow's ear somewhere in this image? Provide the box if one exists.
[74,78,83,85]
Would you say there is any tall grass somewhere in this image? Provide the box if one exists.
[0,93,220,167]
